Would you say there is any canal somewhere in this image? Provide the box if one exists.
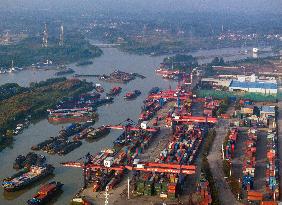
[0,45,274,204]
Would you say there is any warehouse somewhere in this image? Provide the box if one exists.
[229,80,278,94]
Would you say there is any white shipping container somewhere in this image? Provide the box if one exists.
[104,157,114,168]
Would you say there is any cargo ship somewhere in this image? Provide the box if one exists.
[27,181,63,205]
[47,108,96,124]
[124,90,141,100]
[87,126,110,139]
[2,165,54,192]
[106,86,122,96]
[55,68,75,76]
[76,61,93,66]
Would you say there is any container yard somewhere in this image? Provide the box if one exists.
[59,83,224,205]
[1,45,281,205]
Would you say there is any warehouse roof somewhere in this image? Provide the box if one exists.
[260,106,275,113]
[229,80,277,90]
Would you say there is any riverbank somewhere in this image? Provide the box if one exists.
[0,35,103,68]
[0,78,93,148]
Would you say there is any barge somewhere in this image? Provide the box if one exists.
[106,86,122,96]
[2,165,54,192]
[124,90,141,100]
[27,181,63,205]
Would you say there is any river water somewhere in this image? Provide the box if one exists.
[0,45,274,205]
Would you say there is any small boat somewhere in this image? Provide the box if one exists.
[106,86,122,96]
[27,181,63,205]
[124,90,141,100]
[94,84,104,93]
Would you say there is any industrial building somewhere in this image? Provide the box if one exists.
[229,81,277,94]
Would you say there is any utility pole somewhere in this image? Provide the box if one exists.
[105,186,109,205]
[127,177,130,200]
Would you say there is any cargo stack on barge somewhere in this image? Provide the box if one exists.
[86,126,110,140]
[13,152,46,169]
[27,181,63,205]
[31,122,93,155]
[2,164,54,192]
[99,70,136,83]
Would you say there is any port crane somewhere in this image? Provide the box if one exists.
[167,115,218,125]
[61,154,197,189]
[105,118,159,134]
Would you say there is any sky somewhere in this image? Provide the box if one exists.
[0,0,281,14]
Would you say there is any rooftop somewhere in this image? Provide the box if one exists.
[229,80,277,90]
[260,106,275,113]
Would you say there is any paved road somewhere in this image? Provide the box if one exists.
[207,118,242,205]
[276,101,282,200]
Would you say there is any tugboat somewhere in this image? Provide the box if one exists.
[106,86,122,96]
[27,181,63,205]
[124,90,141,100]
[148,87,160,94]
[2,164,55,192]
[87,126,110,139]
[94,84,104,93]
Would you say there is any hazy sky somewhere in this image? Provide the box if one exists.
[1,0,282,14]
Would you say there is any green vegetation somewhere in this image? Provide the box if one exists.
[163,54,198,71]
[227,57,273,67]
[0,78,93,135]
[0,34,103,68]
[201,129,220,205]
[0,83,28,100]
[197,89,278,102]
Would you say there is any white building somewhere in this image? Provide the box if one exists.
[229,80,277,94]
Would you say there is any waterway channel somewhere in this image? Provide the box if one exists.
[0,44,274,205]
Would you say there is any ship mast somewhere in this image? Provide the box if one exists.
[59,24,64,46]
[42,23,48,48]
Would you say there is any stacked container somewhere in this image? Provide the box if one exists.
[242,128,257,190]
[225,128,238,160]
[265,130,279,200]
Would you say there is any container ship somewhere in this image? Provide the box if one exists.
[124,90,141,100]
[106,86,122,96]
[27,181,63,205]
[87,126,110,140]
[2,165,54,192]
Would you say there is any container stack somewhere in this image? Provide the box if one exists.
[265,130,279,200]
[242,128,257,190]
[225,128,238,160]
[203,97,221,117]
[193,174,212,205]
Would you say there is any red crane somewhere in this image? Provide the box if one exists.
[105,125,158,132]
[167,115,218,125]
[61,161,196,175]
